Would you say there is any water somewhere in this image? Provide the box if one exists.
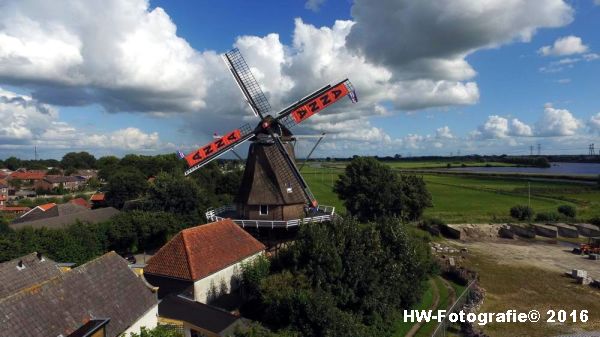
[447,162,600,175]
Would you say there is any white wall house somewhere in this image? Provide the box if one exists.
[144,219,266,304]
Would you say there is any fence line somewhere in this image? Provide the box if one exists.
[431,279,477,337]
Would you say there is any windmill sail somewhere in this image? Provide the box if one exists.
[183,123,254,176]
[223,48,271,117]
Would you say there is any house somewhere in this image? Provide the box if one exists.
[10,206,120,230]
[0,206,31,215]
[0,251,159,337]
[8,171,46,187]
[0,252,62,300]
[12,202,87,224]
[144,219,266,303]
[0,178,8,196]
[90,192,106,208]
[159,294,248,337]
[0,195,6,207]
[69,197,91,209]
[35,175,86,191]
[71,169,98,181]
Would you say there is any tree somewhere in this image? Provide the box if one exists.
[46,168,62,175]
[148,173,208,215]
[334,157,431,222]
[255,217,434,337]
[557,205,576,218]
[105,168,148,209]
[125,325,183,337]
[4,156,21,170]
[510,205,533,221]
[61,152,97,169]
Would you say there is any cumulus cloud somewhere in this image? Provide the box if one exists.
[535,103,581,136]
[305,0,325,12]
[346,0,573,80]
[0,0,212,113]
[472,115,534,139]
[436,126,454,139]
[0,87,166,152]
[539,35,589,56]
[589,113,600,133]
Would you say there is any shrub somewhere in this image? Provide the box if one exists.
[557,205,576,218]
[510,205,533,220]
[589,217,600,226]
[419,217,445,236]
[535,212,560,222]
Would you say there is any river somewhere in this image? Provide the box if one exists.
[447,162,600,175]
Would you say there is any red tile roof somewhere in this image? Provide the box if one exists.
[69,198,91,209]
[90,193,105,202]
[10,171,46,180]
[144,219,265,281]
[0,195,6,201]
[38,203,57,211]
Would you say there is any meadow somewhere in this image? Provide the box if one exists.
[302,162,600,223]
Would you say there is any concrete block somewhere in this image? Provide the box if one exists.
[498,226,514,239]
[509,224,535,239]
[439,224,462,239]
[532,224,558,238]
[550,223,579,238]
[589,254,600,260]
[448,257,456,267]
[577,276,592,285]
[572,269,587,278]
[573,223,600,237]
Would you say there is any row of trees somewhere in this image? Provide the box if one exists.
[238,217,435,337]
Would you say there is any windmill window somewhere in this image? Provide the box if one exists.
[259,205,269,215]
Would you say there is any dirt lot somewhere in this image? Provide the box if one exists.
[439,224,600,337]
[455,239,600,280]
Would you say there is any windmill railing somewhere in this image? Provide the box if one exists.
[205,205,335,229]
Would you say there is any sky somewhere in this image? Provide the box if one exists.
[0,0,599,160]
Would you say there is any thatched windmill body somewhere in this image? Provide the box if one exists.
[180,49,357,222]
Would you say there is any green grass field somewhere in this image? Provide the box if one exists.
[302,163,600,223]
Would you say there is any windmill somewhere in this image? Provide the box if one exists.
[181,48,357,222]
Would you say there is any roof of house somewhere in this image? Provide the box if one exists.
[10,207,120,230]
[0,251,158,337]
[43,175,85,184]
[0,253,62,300]
[90,193,105,201]
[38,203,56,211]
[9,171,46,180]
[13,202,90,224]
[159,295,246,335]
[0,206,31,213]
[235,142,306,205]
[0,195,6,202]
[144,219,265,281]
[69,198,91,209]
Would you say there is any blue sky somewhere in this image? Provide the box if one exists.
[0,0,599,160]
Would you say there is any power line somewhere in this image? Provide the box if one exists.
[589,143,595,156]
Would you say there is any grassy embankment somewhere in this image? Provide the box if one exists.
[302,162,600,223]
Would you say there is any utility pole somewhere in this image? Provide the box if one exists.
[530,145,534,156]
[537,143,541,156]
[589,144,595,156]
[34,146,38,161]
